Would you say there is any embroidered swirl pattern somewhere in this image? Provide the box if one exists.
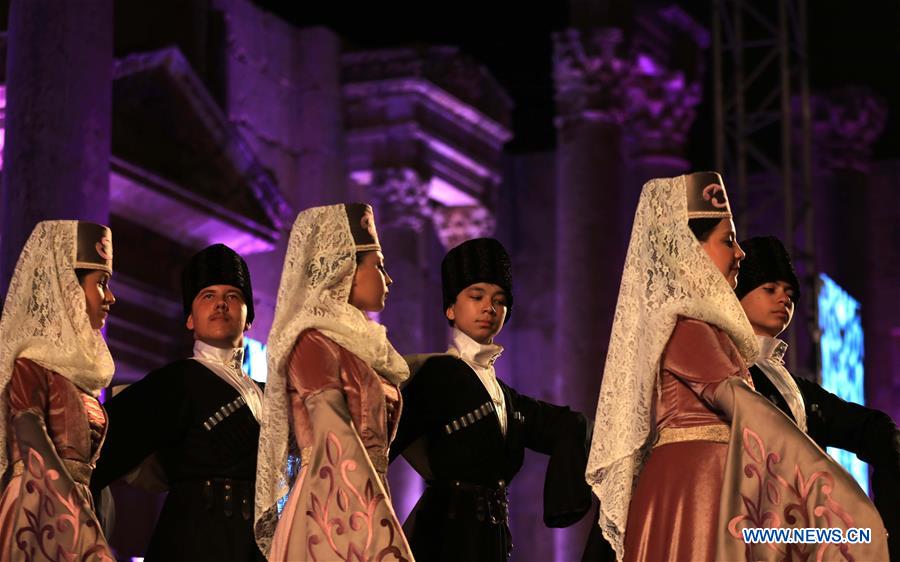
[303,432,408,562]
[13,449,113,562]
[727,426,855,561]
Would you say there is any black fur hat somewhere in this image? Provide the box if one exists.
[735,236,800,303]
[182,244,254,323]
[441,238,513,323]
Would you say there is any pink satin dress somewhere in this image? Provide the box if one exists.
[0,358,112,561]
[624,318,751,562]
[269,329,411,561]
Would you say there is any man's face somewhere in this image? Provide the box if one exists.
[445,282,508,344]
[185,284,249,349]
[740,280,795,338]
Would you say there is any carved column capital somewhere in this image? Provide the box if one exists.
[357,168,432,231]
[808,87,888,173]
[623,56,703,159]
[553,27,631,126]
[431,205,495,250]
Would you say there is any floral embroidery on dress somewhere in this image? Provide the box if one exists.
[304,432,409,562]
[727,426,856,561]
[14,449,114,562]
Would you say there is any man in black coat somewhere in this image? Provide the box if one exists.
[736,236,899,560]
[390,238,593,562]
[91,244,266,561]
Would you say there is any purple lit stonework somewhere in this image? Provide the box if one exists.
[0,2,897,560]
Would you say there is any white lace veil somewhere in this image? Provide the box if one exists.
[0,220,115,477]
[254,204,409,555]
[585,175,759,560]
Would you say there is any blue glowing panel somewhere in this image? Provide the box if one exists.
[818,273,868,494]
[243,337,268,383]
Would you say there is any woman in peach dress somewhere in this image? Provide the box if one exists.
[585,172,887,562]
[254,203,413,561]
[0,221,117,561]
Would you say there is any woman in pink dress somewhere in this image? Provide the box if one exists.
[0,220,117,561]
[254,203,413,561]
[585,173,887,562]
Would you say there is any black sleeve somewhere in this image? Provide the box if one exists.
[796,376,900,559]
[389,359,444,462]
[796,376,898,465]
[510,387,593,528]
[90,365,191,492]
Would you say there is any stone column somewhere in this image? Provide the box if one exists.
[624,7,708,238]
[294,27,351,209]
[1,0,113,296]
[808,87,890,418]
[552,26,629,420]
[623,63,701,237]
[366,167,433,353]
[552,26,631,562]
[222,11,350,338]
[809,87,886,299]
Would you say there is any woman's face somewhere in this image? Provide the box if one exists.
[349,251,392,313]
[700,218,745,288]
[79,270,115,330]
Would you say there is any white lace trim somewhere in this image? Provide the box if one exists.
[585,175,759,561]
[0,221,115,477]
[253,204,409,555]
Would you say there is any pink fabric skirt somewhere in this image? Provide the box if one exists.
[624,441,728,562]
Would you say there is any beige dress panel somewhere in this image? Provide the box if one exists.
[269,330,413,561]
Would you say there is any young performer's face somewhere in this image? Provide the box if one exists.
[740,280,795,338]
[79,270,115,330]
[700,218,745,288]
[446,283,508,344]
[349,251,392,313]
[186,284,249,349]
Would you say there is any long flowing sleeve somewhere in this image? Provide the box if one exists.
[508,387,592,528]
[90,365,189,491]
[2,359,114,562]
[713,377,889,562]
[269,331,413,562]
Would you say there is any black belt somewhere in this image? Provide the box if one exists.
[171,478,254,521]
[426,479,510,525]
[428,479,512,554]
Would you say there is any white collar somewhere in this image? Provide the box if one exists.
[448,327,503,369]
[756,335,788,364]
[193,339,245,370]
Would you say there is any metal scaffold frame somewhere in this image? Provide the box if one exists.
[712,0,817,375]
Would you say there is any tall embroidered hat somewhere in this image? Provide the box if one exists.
[441,237,514,323]
[734,236,801,303]
[685,171,732,219]
[181,244,255,323]
[75,222,114,274]
[344,203,381,252]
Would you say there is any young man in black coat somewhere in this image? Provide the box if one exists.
[91,244,266,562]
[736,236,899,560]
[390,237,593,562]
